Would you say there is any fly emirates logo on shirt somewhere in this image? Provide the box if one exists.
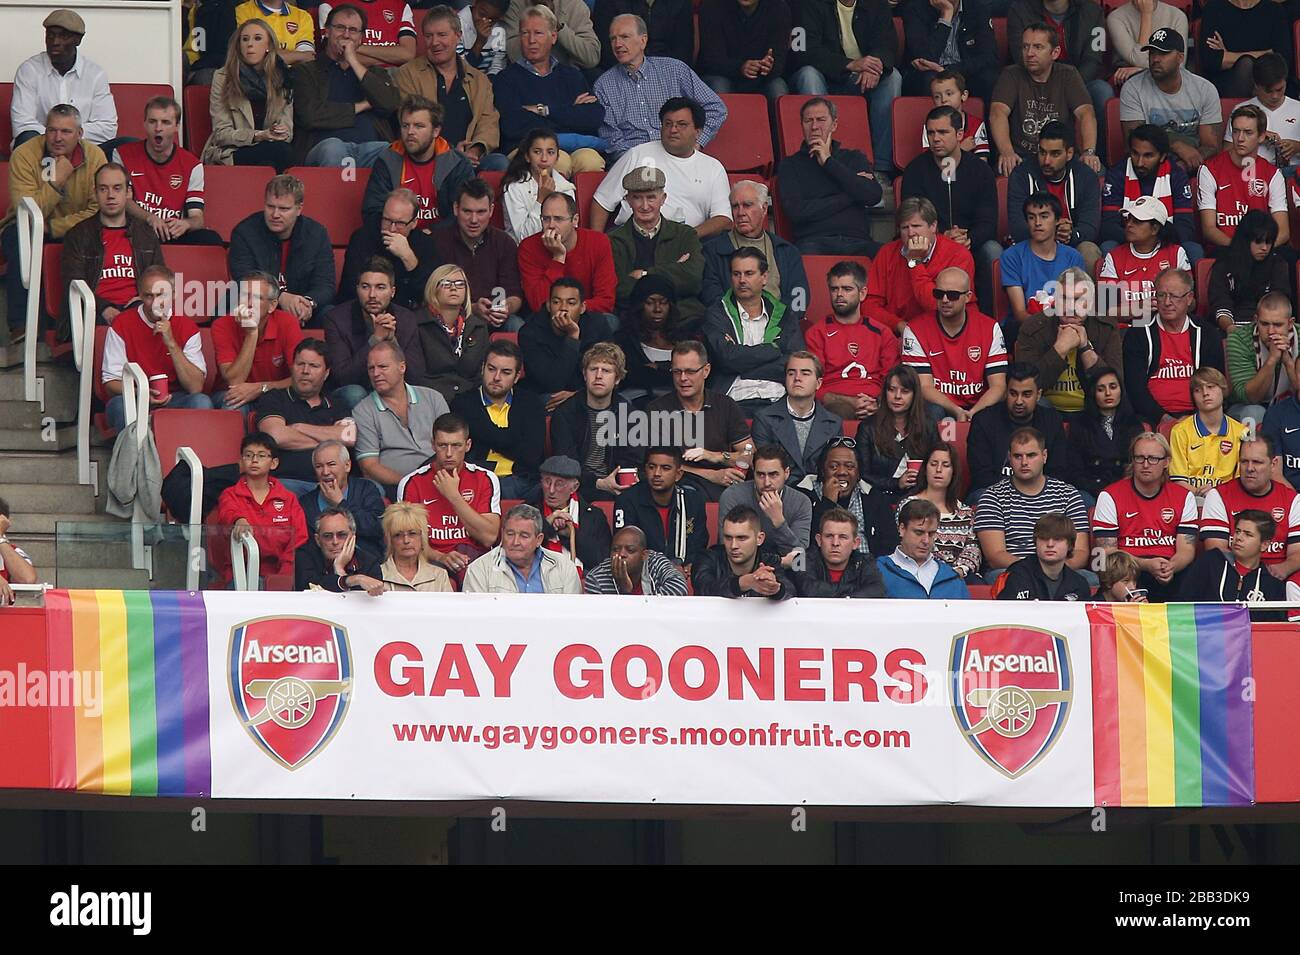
[101,254,135,281]
[1122,507,1178,550]
[1153,357,1194,381]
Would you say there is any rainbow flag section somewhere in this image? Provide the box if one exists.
[44,590,211,797]
[1089,603,1254,807]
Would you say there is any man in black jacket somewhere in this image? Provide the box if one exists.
[228,174,336,326]
[1123,268,1225,425]
[340,191,439,311]
[295,507,385,593]
[1006,121,1102,271]
[452,339,546,500]
[794,508,885,597]
[901,105,1001,312]
[695,0,793,98]
[692,505,794,599]
[967,362,1077,499]
[996,513,1092,600]
[899,0,998,100]
[323,256,428,409]
[518,277,611,402]
[776,97,882,254]
[1179,509,1287,609]
[790,0,900,177]
[614,447,710,569]
[535,455,614,571]
[298,441,386,555]
[550,342,644,500]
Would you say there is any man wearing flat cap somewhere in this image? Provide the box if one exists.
[532,454,613,571]
[589,96,732,238]
[608,165,704,324]
[11,10,118,151]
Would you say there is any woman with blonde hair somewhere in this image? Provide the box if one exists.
[202,18,294,170]
[380,503,453,592]
[417,264,491,401]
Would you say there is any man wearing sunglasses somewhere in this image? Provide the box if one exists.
[900,266,1007,422]
[1121,266,1224,425]
[341,190,440,310]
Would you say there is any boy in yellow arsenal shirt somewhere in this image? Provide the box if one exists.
[1170,367,1247,497]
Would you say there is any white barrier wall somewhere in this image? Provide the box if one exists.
[0,1,182,94]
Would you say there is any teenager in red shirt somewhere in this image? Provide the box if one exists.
[211,432,309,587]
[1197,104,1289,254]
[397,411,502,581]
[862,196,976,332]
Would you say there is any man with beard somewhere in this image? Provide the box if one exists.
[362,96,474,225]
[803,261,898,421]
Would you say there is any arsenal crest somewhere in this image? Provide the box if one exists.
[847,341,859,357]
[950,626,1073,779]
[1249,179,1267,197]
[461,488,475,503]
[169,174,183,189]
[229,616,352,769]
[272,498,285,511]
[1160,507,1176,523]
[967,345,982,362]
[286,20,298,33]
[1220,440,1234,455]
[1273,506,1286,522]
[384,9,395,21]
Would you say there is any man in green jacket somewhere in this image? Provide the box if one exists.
[701,246,805,408]
[1225,291,1300,425]
[608,166,704,325]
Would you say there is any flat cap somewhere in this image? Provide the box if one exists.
[43,10,86,34]
[623,165,666,192]
[539,455,581,479]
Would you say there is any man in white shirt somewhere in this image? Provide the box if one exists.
[1223,52,1300,175]
[10,10,117,150]
[589,96,732,237]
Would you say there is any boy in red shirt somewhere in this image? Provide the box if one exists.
[211,433,308,587]
[211,271,304,409]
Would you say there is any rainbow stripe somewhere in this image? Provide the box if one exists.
[1090,603,1254,807]
[44,590,211,797]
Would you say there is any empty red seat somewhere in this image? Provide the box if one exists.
[966,584,994,599]
[704,94,774,175]
[0,84,12,159]
[183,84,213,155]
[165,246,231,323]
[202,165,273,241]
[705,501,719,545]
[575,169,604,227]
[111,84,176,141]
[776,95,873,162]
[153,408,247,478]
[490,331,519,344]
[41,244,64,319]
[286,166,371,246]
[800,254,872,325]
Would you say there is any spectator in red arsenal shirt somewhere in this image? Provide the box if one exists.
[397,412,503,580]
[317,0,418,68]
[1097,195,1191,322]
[360,96,475,226]
[60,163,163,334]
[863,197,976,332]
[1093,431,1199,602]
[113,96,222,246]
[212,271,305,410]
[901,266,1008,421]
[517,191,618,319]
[212,432,310,588]
[1200,434,1300,578]
[1122,267,1225,425]
[1198,105,1289,256]
[803,260,900,421]
[101,265,213,433]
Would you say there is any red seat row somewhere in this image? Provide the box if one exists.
[0,82,176,159]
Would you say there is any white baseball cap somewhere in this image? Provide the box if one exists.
[1124,195,1169,226]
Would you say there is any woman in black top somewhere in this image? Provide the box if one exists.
[1067,365,1144,501]
[854,364,935,507]
[1198,0,1293,96]
[614,275,690,405]
[1207,210,1292,333]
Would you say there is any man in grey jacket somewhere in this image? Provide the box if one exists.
[717,444,812,566]
[462,503,583,592]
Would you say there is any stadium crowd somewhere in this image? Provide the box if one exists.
[6,0,1300,606]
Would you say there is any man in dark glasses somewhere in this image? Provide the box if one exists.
[900,266,1007,422]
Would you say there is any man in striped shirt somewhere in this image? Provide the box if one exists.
[972,426,1091,582]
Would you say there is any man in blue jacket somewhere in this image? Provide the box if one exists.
[878,498,971,599]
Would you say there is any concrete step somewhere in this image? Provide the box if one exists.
[0,425,78,451]
[56,567,155,589]
[0,448,108,485]
[9,511,122,536]
[15,535,54,571]
[0,363,81,420]
[2,482,96,515]
[0,400,54,430]
[52,537,135,569]
[0,341,53,370]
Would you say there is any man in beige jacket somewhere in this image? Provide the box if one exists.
[462,503,583,592]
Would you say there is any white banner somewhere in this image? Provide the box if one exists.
[203,594,1095,806]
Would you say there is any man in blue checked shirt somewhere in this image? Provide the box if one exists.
[593,13,727,159]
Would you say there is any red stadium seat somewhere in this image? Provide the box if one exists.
[183,84,213,154]
[490,331,519,344]
[286,166,371,246]
[41,245,63,320]
[776,95,873,162]
[166,246,231,323]
[1105,97,1124,167]
[966,584,994,599]
[152,409,246,479]
[1221,97,1247,124]
[1157,416,1179,440]
[111,84,176,141]
[893,18,905,61]
[704,94,774,174]
[0,84,12,159]
[477,170,506,230]
[801,255,872,324]
[992,257,1009,322]
[996,174,1010,244]
[0,162,8,223]
[891,97,987,170]
[993,18,1008,64]
[727,173,768,193]
[1197,257,1214,318]
[951,418,971,496]
[575,170,604,228]
[705,501,719,545]
[92,325,111,405]
[202,165,272,241]
[593,499,614,532]
[198,327,221,393]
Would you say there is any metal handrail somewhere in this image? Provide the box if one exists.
[176,446,204,592]
[68,279,96,487]
[120,362,151,572]
[231,527,261,592]
[16,197,44,404]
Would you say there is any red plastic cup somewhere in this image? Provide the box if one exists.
[615,467,639,488]
[905,459,922,477]
[149,374,170,402]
